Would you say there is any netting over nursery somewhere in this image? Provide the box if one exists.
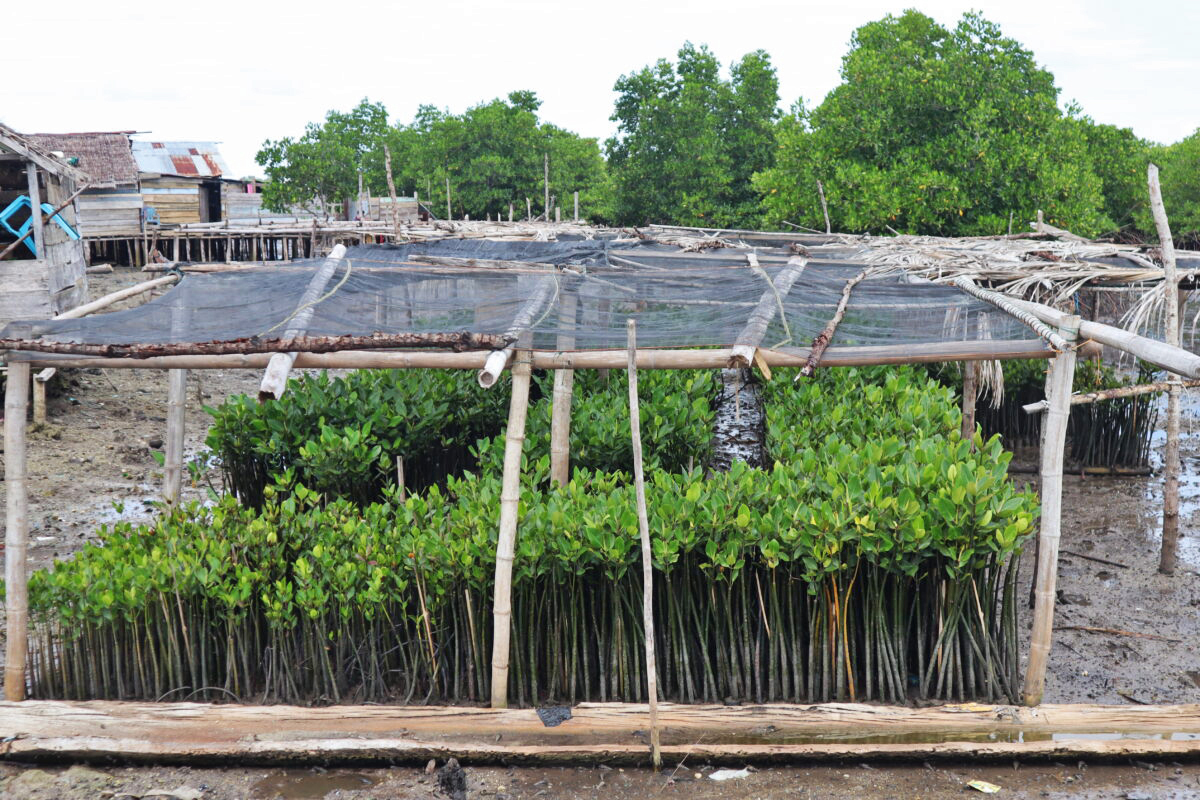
[0,239,1042,354]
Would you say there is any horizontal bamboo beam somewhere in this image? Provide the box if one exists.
[0,701,1196,766]
[5,339,1054,371]
[53,275,179,320]
[1023,378,1200,414]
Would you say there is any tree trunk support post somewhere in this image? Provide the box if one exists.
[4,359,31,701]
[1022,316,1080,707]
[490,344,533,708]
[626,319,661,768]
[961,361,978,443]
[549,292,577,486]
[1148,164,1185,575]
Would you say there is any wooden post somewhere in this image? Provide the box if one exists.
[1148,163,1185,575]
[543,153,550,220]
[574,191,579,222]
[163,369,187,504]
[555,206,560,223]
[1036,209,1045,234]
[816,179,830,235]
[961,361,978,443]
[489,345,532,708]
[526,197,531,221]
[26,164,44,258]
[384,144,402,242]
[1022,316,1079,707]
[445,176,452,221]
[508,203,513,223]
[4,359,31,700]
[626,319,661,768]
[31,368,54,425]
[549,293,577,486]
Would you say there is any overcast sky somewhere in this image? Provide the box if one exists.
[5,0,1197,178]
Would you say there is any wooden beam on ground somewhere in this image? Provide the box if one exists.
[0,701,1197,765]
[3,360,30,701]
[6,339,1057,372]
[1022,316,1079,707]
[257,243,347,400]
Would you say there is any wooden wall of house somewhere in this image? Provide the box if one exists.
[221,184,323,224]
[77,189,143,237]
[0,166,87,328]
[142,177,201,225]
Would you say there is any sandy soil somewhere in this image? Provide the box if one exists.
[1,267,1199,797]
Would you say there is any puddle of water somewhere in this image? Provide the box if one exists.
[251,770,375,799]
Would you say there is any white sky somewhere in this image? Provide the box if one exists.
[5,0,1198,178]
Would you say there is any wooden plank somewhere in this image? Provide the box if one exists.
[0,701,1196,766]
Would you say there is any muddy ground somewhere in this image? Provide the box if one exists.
[0,268,1199,798]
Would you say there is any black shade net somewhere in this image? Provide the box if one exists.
[1,240,1035,354]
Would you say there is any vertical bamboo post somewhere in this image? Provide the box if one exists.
[4,359,31,701]
[163,369,187,505]
[508,203,514,223]
[574,191,579,222]
[626,319,661,767]
[1022,316,1079,706]
[445,176,452,221]
[961,361,978,443]
[549,293,577,486]
[1148,163,1184,575]
[526,197,531,221]
[384,144,402,242]
[543,153,550,220]
[31,372,48,426]
[816,179,830,235]
[489,345,532,708]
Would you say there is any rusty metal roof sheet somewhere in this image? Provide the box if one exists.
[131,140,231,179]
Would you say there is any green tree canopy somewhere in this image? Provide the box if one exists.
[1139,129,1200,246]
[257,94,609,222]
[607,43,779,227]
[256,99,389,216]
[754,11,1113,237]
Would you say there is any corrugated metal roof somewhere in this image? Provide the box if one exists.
[27,132,140,188]
[131,140,231,179]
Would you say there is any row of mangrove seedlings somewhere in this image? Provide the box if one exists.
[929,359,1160,469]
[18,367,1037,706]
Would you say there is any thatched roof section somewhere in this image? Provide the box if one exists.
[0,122,90,185]
[26,131,139,188]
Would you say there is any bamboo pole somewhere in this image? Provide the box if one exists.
[1022,315,1079,707]
[1023,378,1200,414]
[477,273,558,388]
[490,344,532,708]
[4,359,31,701]
[1148,163,1184,575]
[384,144,402,242]
[163,369,186,505]
[951,278,1070,350]
[1006,297,1200,379]
[258,244,348,400]
[53,275,180,321]
[816,179,831,235]
[729,252,808,368]
[543,153,550,220]
[626,319,661,768]
[549,292,577,486]
[10,339,1059,373]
